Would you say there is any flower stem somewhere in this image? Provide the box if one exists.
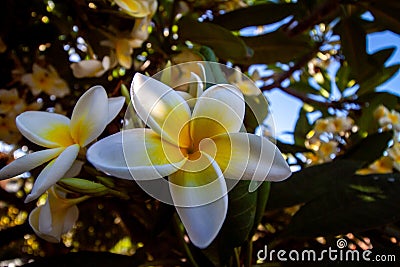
[172,214,199,267]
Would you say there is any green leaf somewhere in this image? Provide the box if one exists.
[250,181,271,237]
[335,62,352,93]
[202,181,258,265]
[177,16,252,61]
[335,17,371,80]
[239,30,312,65]
[341,131,392,165]
[357,65,400,95]
[293,107,312,147]
[212,2,301,31]
[267,160,363,210]
[243,93,270,133]
[365,1,400,34]
[282,173,400,238]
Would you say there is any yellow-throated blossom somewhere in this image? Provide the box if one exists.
[388,143,400,172]
[29,185,89,243]
[356,156,393,175]
[114,0,157,18]
[21,64,70,98]
[87,73,291,248]
[314,116,353,134]
[0,89,26,113]
[375,105,400,131]
[0,86,124,202]
[70,56,115,78]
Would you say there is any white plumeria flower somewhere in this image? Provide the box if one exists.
[29,185,89,243]
[87,73,291,248]
[0,86,125,203]
[70,56,115,78]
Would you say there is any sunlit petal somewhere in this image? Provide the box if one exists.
[70,86,109,147]
[203,132,291,182]
[172,158,228,248]
[190,84,245,145]
[25,144,80,203]
[16,111,74,148]
[87,129,185,180]
[107,96,125,124]
[0,148,64,180]
[131,73,191,147]
[169,153,227,207]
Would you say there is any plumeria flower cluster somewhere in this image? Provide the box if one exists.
[71,0,157,78]
[21,63,70,98]
[0,64,291,248]
[304,116,354,165]
[0,86,124,240]
[358,105,400,175]
[0,88,42,143]
[87,70,291,248]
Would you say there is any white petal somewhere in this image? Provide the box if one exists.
[131,73,191,147]
[169,153,228,247]
[190,84,245,145]
[188,71,204,99]
[25,145,80,203]
[169,153,227,207]
[87,129,185,180]
[204,132,291,182]
[17,111,74,148]
[70,86,109,147]
[175,192,227,248]
[0,148,63,180]
[63,160,84,178]
[107,96,125,124]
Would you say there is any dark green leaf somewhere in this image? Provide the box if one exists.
[267,160,363,209]
[239,30,312,65]
[341,131,392,165]
[213,2,301,31]
[177,16,253,61]
[357,65,400,95]
[202,181,258,265]
[365,1,400,34]
[250,181,270,237]
[243,93,270,133]
[335,62,352,93]
[334,17,370,80]
[282,173,400,238]
[294,108,312,147]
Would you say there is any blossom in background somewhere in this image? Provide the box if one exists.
[356,156,393,175]
[314,116,354,134]
[70,56,115,78]
[0,115,22,144]
[101,38,142,69]
[21,64,70,98]
[114,0,157,18]
[0,89,25,113]
[87,73,291,248]
[29,185,89,243]
[374,105,400,131]
[388,143,400,172]
[0,86,124,202]
[228,66,261,96]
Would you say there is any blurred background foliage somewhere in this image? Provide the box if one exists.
[0,0,400,266]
